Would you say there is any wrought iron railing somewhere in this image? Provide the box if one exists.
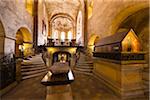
[0,53,16,90]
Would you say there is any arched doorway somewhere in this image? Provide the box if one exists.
[0,20,5,58]
[52,51,71,66]
[88,34,100,55]
[15,27,33,58]
[49,14,75,43]
[110,3,149,35]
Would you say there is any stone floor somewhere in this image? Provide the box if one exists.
[1,71,148,100]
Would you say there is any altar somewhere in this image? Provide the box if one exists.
[46,46,77,67]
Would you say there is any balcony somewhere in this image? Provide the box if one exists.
[47,38,79,47]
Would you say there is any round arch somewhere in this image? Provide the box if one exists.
[109,3,149,34]
[52,51,71,65]
[49,13,75,38]
[16,27,32,43]
[0,20,5,58]
[88,34,100,46]
[15,27,33,58]
[88,34,100,53]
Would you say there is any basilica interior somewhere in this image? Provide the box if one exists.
[0,0,149,100]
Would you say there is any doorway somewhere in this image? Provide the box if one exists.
[52,51,71,66]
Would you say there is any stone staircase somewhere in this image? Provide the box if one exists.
[21,54,47,80]
[74,51,93,74]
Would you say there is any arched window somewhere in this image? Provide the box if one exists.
[68,31,72,41]
[61,31,65,42]
[52,30,58,39]
[76,11,83,45]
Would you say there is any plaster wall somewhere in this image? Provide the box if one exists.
[38,0,48,46]
[0,0,33,55]
[88,0,149,39]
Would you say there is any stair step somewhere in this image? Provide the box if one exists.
[76,66,93,69]
[21,66,47,72]
[22,68,47,76]
[22,71,47,80]
[74,68,93,73]
[77,64,93,66]
[21,64,45,68]
[77,62,93,64]
[73,70,93,75]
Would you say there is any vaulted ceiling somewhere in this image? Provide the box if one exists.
[45,0,82,20]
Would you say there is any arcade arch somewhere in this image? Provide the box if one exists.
[15,27,33,58]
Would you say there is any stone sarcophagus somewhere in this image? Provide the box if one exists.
[93,29,146,99]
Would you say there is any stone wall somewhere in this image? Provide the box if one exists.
[0,0,33,55]
[87,0,149,67]
[87,0,149,38]
[38,0,48,46]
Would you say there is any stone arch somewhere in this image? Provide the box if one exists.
[88,34,100,46]
[15,27,33,58]
[49,13,75,39]
[88,34,100,54]
[109,3,149,34]
[52,51,71,65]
[0,20,5,58]
[110,4,149,63]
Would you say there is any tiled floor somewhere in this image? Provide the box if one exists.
[1,72,148,100]
[71,72,119,100]
[2,74,46,100]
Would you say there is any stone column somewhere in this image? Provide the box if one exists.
[46,52,52,67]
[33,0,38,53]
[70,53,76,67]
[84,0,88,48]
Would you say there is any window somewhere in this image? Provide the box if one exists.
[68,31,72,41]
[61,32,65,42]
[52,30,58,39]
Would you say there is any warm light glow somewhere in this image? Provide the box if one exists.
[68,31,72,41]
[88,45,95,52]
[122,29,141,52]
[25,0,33,15]
[69,48,76,53]
[88,0,93,19]
[23,43,33,57]
[19,45,23,51]
[53,30,58,39]
[61,31,65,42]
